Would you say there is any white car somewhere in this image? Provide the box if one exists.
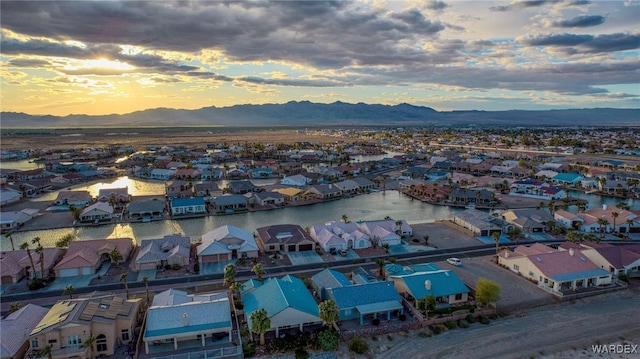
[447,257,462,266]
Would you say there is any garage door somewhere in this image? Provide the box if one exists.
[298,244,314,251]
[59,268,79,277]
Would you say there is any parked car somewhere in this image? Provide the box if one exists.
[447,257,462,266]
[339,249,348,256]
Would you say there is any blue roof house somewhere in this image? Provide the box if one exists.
[328,281,403,325]
[310,269,352,301]
[388,266,470,307]
[243,275,321,337]
[552,173,584,185]
[170,197,206,216]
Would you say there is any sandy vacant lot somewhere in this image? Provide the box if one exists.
[1,128,344,151]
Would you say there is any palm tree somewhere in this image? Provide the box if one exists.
[63,285,74,299]
[626,219,634,234]
[82,334,96,359]
[341,214,349,223]
[38,345,53,359]
[223,263,237,287]
[597,218,609,239]
[616,202,630,211]
[251,263,264,282]
[250,308,271,345]
[5,233,15,251]
[32,237,46,280]
[375,257,386,275]
[20,242,36,281]
[120,272,129,299]
[9,302,22,313]
[230,282,244,302]
[319,300,339,329]
[395,220,403,236]
[492,232,501,262]
[142,275,150,303]
[109,248,123,269]
[611,211,619,233]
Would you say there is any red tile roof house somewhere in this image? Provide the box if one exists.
[1,247,64,283]
[560,242,640,278]
[53,238,133,277]
[0,303,49,359]
[498,243,613,295]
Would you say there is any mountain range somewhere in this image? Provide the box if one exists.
[2,101,638,128]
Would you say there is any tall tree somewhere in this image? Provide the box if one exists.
[230,282,244,302]
[109,248,123,269]
[251,263,264,282]
[341,214,349,223]
[611,211,619,233]
[597,218,609,238]
[9,302,22,313]
[250,308,271,346]
[394,220,403,236]
[319,300,339,329]
[38,345,53,359]
[32,237,46,280]
[5,233,15,251]
[375,258,386,279]
[223,263,237,287]
[492,232,501,262]
[120,272,129,299]
[82,334,96,359]
[20,242,36,280]
[142,275,150,303]
[63,285,74,299]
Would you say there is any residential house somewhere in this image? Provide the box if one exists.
[97,187,129,204]
[79,202,114,222]
[227,180,260,194]
[126,200,166,219]
[165,180,193,199]
[53,191,93,207]
[357,219,411,245]
[307,184,343,200]
[242,275,321,337]
[386,263,469,307]
[310,269,352,301]
[28,292,141,359]
[448,188,494,206]
[309,221,372,252]
[211,194,248,213]
[54,238,133,277]
[199,166,224,181]
[1,247,64,283]
[0,190,21,207]
[328,281,403,325]
[170,197,206,216]
[256,224,316,252]
[193,182,221,198]
[136,168,175,181]
[559,242,640,278]
[333,180,360,196]
[135,234,191,271]
[552,173,584,186]
[1,304,49,359]
[0,209,39,233]
[247,191,285,207]
[554,206,638,234]
[174,168,202,181]
[143,290,233,354]
[280,174,313,187]
[278,162,303,175]
[406,183,451,202]
[498,243,612,294]
[198,225,259,264]
[251,167,275,179]
[452,208,503,237]
[350,177,375,192]
[502,208,556,233]
[272,187,315,203]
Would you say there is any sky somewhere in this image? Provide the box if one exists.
[1,0,639,116]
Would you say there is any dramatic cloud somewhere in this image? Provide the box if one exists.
[553,15,605,27]
[522,32,640,53]
[490,0,589,11]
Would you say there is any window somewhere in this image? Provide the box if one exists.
[96,334,107,352]
[455,293,463,301]
[121,329,130,342]
[67,335,82,348]
[513,264,519,271]
[48,339,57,344]
[31,339,39,349]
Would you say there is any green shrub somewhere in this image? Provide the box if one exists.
[458,319,470,328]
[348,337,369,354]
[172,263,181,270]
[295,348,309,359]
[489,314,498,320]
[418,331,431,338]
[432,325,442,335]
[242,343,256,357]
[399,314,407,321]
[318,330,339,351]
[28,278,46,290]
[387,334,394,341]
[445,320,457,330]
[479,316,490,324]
[466,314,476,323]
[372,318,380,326]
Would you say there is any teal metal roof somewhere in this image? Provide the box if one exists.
[550,269,610,282]
[243,275,319,328]
[311,269,351,290]
[329,281,401,309]
[395,270,469,299]
[356,300,403,315]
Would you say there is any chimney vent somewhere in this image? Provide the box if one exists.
[182,313,189,326]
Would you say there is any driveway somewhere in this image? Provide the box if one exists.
[287,251,324,265]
